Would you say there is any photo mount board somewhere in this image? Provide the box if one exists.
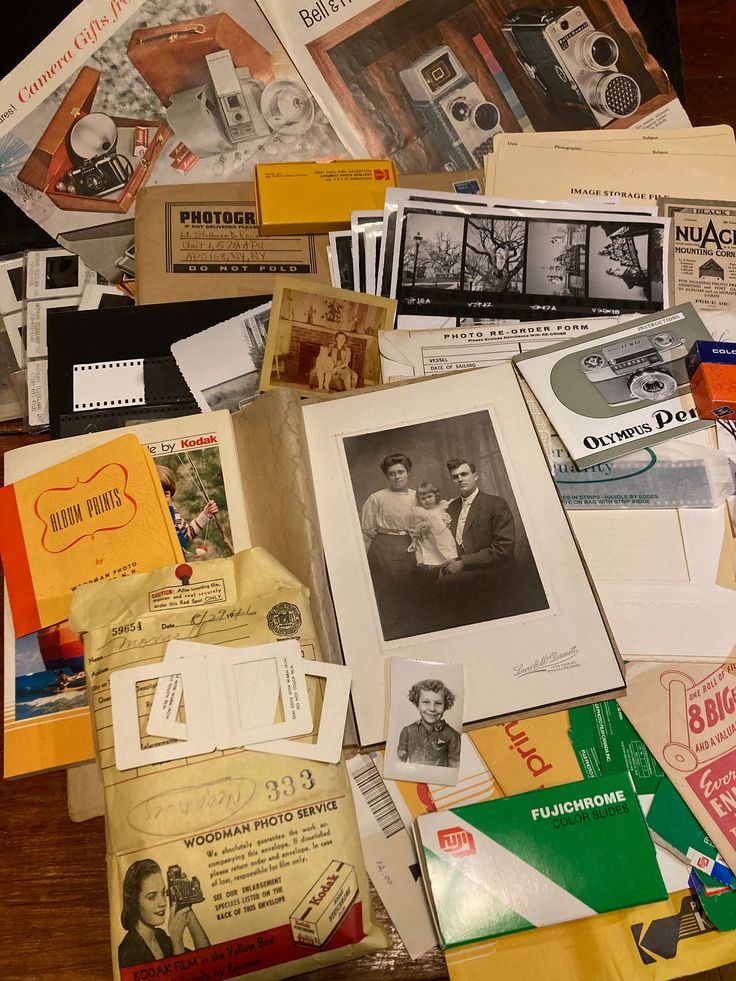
[302,364,625,746]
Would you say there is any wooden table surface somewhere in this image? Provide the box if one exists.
[2,2,736,978]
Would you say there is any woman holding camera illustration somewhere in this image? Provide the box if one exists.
[118,859,210,968]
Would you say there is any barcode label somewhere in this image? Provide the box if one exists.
[352,759,404,838]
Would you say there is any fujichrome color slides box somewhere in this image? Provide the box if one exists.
[415,772,666,946]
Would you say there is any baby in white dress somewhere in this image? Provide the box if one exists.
[410,482,458,567]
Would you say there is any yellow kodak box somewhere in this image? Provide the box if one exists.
[255,159,398,235]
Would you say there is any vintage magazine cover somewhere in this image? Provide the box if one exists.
[254,0,689,174]
[69,548,386,981]
[302,364,625,747]
[3,411,250,778]
[0,0,347,277]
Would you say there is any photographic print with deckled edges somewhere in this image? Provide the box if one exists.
[344,409,548,642]
[392,203,667,328]
[254,0,687,173]
[171,303,271,413]
[0,0,347,279]
[260,278,396,396]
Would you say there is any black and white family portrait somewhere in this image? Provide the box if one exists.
[343,410,549,642]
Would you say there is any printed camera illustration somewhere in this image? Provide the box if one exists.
[399,45,503,169]
[580,331,690,406]
[61,114,133,197]
[166,49,314,158]
[166,865,205,908]
[503,6,641,126]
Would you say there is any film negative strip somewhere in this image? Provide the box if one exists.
[73,360,145,412]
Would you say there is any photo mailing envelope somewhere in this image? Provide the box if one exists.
[69,547,387,981]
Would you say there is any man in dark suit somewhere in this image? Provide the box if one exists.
[435,458,516,625]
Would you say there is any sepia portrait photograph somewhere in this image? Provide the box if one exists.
[261,277,396,396]
[343,409,549,642]
[303,365,626,747]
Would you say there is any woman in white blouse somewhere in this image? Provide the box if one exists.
[361,453,419,639]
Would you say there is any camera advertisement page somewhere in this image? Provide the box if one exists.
[389,202,669,328]
[0,0,347,278]
[255,0,688,174]
[661,198,736,318]
[515,303,714,468]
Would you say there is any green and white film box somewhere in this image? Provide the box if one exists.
[568,700,664,794]
[415,772,667,947]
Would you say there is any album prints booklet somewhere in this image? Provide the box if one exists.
[2,395,344,779]
[0,435,184,638]
[515,303,714,468]
[302,364,625,747]
[2,412,251,777]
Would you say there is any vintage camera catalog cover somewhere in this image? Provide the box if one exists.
[302,363,624,748]
[515,303,714,468]
[0,0,347,280]
[255,0,688,175]
[69,549,386,981]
